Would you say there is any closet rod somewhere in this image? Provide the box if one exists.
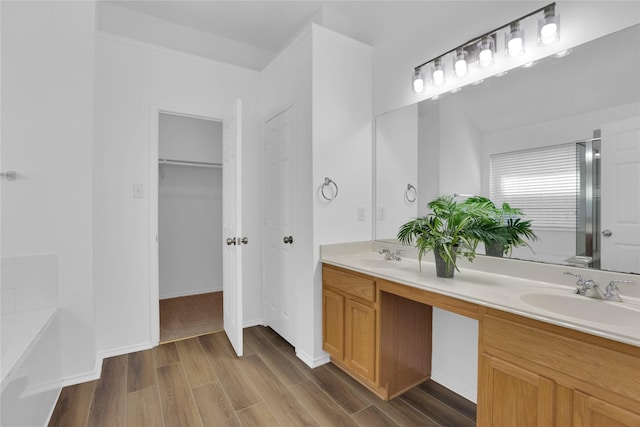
[159,158,222,168]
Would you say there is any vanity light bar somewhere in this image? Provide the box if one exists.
[412,2,559,93]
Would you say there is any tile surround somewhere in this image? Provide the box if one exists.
[1,253,58,314]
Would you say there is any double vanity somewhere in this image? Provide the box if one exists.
[321,242,640,426]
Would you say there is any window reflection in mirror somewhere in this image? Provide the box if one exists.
[374,24,640,274]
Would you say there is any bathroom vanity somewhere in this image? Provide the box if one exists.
[321,244,640,426]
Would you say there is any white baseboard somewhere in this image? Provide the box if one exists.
[243,318,263,328]
[61,342,154,388]
[431,373,477,404]
[296,349,330,369]
[159,288,222,300]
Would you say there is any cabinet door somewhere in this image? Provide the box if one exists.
[322,289,344,359]
[345,298,376,383]
[478,355,554,427]
[574,391,640,427]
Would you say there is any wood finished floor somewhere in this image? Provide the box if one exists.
[49,326,476,427]
[160,292,223,343]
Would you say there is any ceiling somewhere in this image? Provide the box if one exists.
[105,1,368,51]
[99,1,549,70]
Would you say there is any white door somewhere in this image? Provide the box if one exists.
[263,107,297,344]
[222,99,244,356]
[601,117,640,274]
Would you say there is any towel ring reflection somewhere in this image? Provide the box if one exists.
[405,183,417,203]
[321,177,339,201]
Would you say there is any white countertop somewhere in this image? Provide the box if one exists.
[320,242,640,347]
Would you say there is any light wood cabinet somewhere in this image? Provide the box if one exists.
[480,354,554,426]
[478,308,640,426]
[322,288,344,359]
[322,264,432,400]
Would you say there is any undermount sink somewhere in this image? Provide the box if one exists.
[520,293,640,328]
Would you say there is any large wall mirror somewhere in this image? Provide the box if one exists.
[375,24,640,274]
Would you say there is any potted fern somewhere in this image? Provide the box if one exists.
[465,196,537,257]
[397,195,508,278]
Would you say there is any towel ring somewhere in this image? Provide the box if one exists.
[321,177,339,201]
[405,183,417,203]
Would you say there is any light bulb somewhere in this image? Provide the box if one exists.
[508,36,524,56]
[454,58,467,76]
[453,49,467,77]
[478,36,494,67]
[506,22,525,57]
[412,68,424,93]
[432,59,445,86]
[413,76,424,93]
[539,5,560,45]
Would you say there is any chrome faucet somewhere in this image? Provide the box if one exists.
[603,280,636,302]
[379,247,402,261]
[564,272,605,299]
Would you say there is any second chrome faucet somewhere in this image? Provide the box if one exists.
[564,272,636,302]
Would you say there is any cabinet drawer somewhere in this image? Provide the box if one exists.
[322,265,376,302]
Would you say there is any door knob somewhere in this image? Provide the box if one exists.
[240,237,248,245]
[601,229,613,237]
[226,237,236,245]
[283,236,293,244]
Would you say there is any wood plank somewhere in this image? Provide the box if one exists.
[175,337,217,387]
[374,397,440,427]
[127,349,156,392]
[156,362,203,427]
[238,355,319,427]
[401,385,476,427]
[417,380,476,421]
[236,403,281,427]
[153,341,181,367]
[244,327,308,387]
[324,363,438,427]
[306,364,371,415]
[87,355,127,427]
[48,380,96,427]
[352,406,400,427]
[125,387,164,427]
[192,381,241,427]
[289,380,359,427]
[198,332,262,411]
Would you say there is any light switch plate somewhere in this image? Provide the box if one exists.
[133,184,144,199]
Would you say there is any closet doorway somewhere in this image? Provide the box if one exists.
[158,112,223,343]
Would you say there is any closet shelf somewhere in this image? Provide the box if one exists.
[159,158,222,168]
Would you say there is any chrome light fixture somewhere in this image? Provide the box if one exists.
[410,3,560,93]
[506,22,525,56]
[412,67,425,93]
[539,4,560,45]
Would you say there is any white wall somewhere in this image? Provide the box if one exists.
[375,104,418,240]
[438,98,482,196]
[1,0,96,384]
[159,113,223,163]
[93,33,263,356]
[311,25,373,364]
[159,166,222,298]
